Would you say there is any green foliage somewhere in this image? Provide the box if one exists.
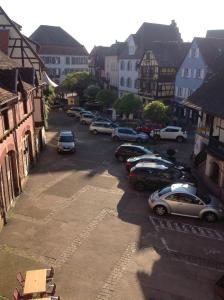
[61,72,94,97]
[96,89,117,108]
[144,100,170,124]
[114,93,142,115]
[43,85,55,128]
[85,84,101,99]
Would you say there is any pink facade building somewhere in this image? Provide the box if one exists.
[0,7,47,229]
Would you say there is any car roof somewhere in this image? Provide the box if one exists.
[119,144,146,149]
[92,121,111,125]
[134,162,168,170]
[165,126,182,130]
[135,154,163,159]
[168,183,197,194]
[59,130,73,136]
[117,127,134,130]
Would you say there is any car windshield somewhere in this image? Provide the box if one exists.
[59,136,74,142]
[158,186,171,196]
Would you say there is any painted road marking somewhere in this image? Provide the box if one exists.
[149,216,224,241]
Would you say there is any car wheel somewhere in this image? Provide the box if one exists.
[113,136,120,141]
[203,212,217,222]
[134,181,145,191]
[93,130,98,135]
[153,205,167,216]
[176,136,184,143]
[117,155,125,162]
[154,134,160,140]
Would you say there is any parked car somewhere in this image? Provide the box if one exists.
[128,162,194,191]
[79,110,94,118]
[80,113,95,125]
[89,121,118,134]
[126,155,181,172]
[150,126,187,143]
[67,107,84,117]
[115,144,158,162]
[148,183,224,222]
[112,127,149,143]
[57,130,76,153]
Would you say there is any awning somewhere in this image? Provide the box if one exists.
[42,71,58,88]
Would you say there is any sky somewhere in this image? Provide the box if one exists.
[1,0,224,53]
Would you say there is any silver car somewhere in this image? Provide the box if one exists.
[112,127,149,143]
[80,113,95,125]
[148,183,224,222]
[89,121,118,134]
[57,130,76,153]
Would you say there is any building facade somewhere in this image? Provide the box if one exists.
[139,42,190,104]
[0,7,47,229]
[30,25,89,84]
[174,37,224,124]
[118,21,182,98]
[184,67,224,202]
[104,42,125,90]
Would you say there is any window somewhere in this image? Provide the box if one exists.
[127,61,132,71]
[134,79,139,89]
[42,56,60,64]
[23,99,28,114]
[66,57,70,65]
[188,49,192,58]
[120,61,125,70]
[184,68,191,78]
[178,87,182,97]
[196,68,204,79]
[127,77,132,88]
[135,62,138,71]
[120,77,124,86]
[2,110,9,131]
[48,68,61,78]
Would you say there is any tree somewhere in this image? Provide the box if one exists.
[113,93,142,115]
[61,72,94,97]
[85,84,101,99]
[144,100,170,124]
[96,89,117,108]
[43,85,55,128]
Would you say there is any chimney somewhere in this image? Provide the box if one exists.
[0,29,9,55]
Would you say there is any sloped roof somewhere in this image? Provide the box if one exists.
[195,37,224,70]
[206,30,224,39]
[0,49,18,69]
[89,46,109,56]
[184,67,224,118]
[107,42,125,56]
[30,25,88,55]
[0,87,16,102]
[148,41,190,67]
[120,21,182,59]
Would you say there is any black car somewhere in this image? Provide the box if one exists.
[126,155,189,172]
[114,144,158,162]
[129,162,195,191]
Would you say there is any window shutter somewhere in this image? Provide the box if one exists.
[200,69,204,79]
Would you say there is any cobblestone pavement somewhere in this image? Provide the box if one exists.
[0,111,223,300]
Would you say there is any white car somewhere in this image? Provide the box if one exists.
[89,121,118,134]
[57,130,76,153]
[67,107,84,117]
[150,126,187,142]
[80,113,95,125]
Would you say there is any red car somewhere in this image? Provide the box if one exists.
[135,124,163,134]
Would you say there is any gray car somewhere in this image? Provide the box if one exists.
[112,127,149,143]
[148,183,224,222]
[57,130,76,153]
